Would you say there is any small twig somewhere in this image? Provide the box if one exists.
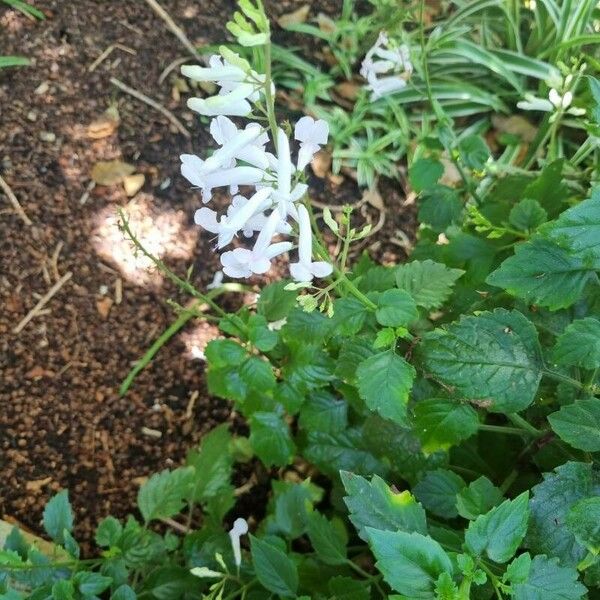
[50,241,64,282]
[0,174,32,226]
[160,517,190,534]
[79,180,96,205]
[88,43,136,73]
[158,56,190,85]
[110,77,191,138]
[14,271,73,334]
[143,0,200,60]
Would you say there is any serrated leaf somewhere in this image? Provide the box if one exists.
[465,492,529,563]
[249,411,295,467]
[307,512,347,565]
[542,195,600,267]
[421,309,542,412]
[418,185,463,232]
[248,314,278,351]
[456,476,503,520]
[552,317,600,369]
[273,482,314,539]
[341,472,426,540]
[257,280,297,321]
[204,339,247,368]
[375,289,418,327]
[298,390,347,433]
[395,260,464,309]
[413,469,465,518]
[331,297,370,335]
[328,576,371,600]
[548,398,600,452]
[528,462,600,566]
[458,135,490,170]
[567,497,600,551]
[486,239,595,310]
[137,467,193,523]
[410,158,444,192]
[509,198,548,231]
[250,536,298,597]
[335,337,376,382]
[240,356,276,390]
[412,398,479,453]
[110,584,136,600]
[74,572,112,596]
[186,424,233,502]
[43,490,74,544]
[510,554,587,600]
[366,529,453,598]
[95,516,122,547]
[523,159,567,217]
[356,351,415,425]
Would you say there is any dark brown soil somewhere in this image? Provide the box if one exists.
[0,0,416,547]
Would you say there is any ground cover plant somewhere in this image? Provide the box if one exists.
[1,0,600,598]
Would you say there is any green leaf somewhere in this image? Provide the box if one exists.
[356,351,415,425]
[542,195,600,267]
[366,529,453,598]
[457,135,490,170]
[528,462,600,566]
[328,576,371,600]
[465,492,529,563]
[589,76,600,124]
[421,309,542,412]
[509,554,587,600]
[283,309,333,345]
[548,398,600,452]
[523,159,567,217]
[186,424,233,502]
[43,490,74,544]
[0,55,30,68]
[240,356,276,391]
[204,339,247,368]
[341,471,427,540]
[375,289,418,327]
[413,469,465,518]
[111,585,137,600]
[418,185,463,232]
[95,516,122,547]
[307,512,347,565]
[137,467,193,523]
[331,297,370,336]
[304,429,388,478]
[52,580,74,600]
[410,158,444,192]
[509,198,548,231]
[456,476,503,520]
[335,337,376,382]
[567,497,600,551]
[257,280,297,321]
[250,411,295,467]
[552,317,600,369]
[74,572,112,596]
[395,259,464,309]
[3,0,45,19]
[486,239,595,310]
[412,398,479,453]
[250,535,298,598]
[298,390,347,433]
[248,314,278,351]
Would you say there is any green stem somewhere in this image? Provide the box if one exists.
[543,369,584,390]
[345,560,386,598]
[478,424,529,436]
[261,37,279,148]
[507,413,542,436]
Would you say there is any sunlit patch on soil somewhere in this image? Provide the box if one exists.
[179,320,220,360]
[91,194,198,287]
[0,10,25,32]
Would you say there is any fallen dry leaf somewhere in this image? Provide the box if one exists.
[123,173,145,197]
[277,4,310,28]
[26,477,53,493]
[335,81,361,101]
[317,12,336,33]
[91,160,136,186]
[96,297,114,319]
[439,158,462,187]
[25,366,54,379]
[362,187,384,210]
[311,150,332,178]
[491,114,537,143]
[87,106,120,139]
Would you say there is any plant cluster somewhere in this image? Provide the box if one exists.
[2,0,600,599]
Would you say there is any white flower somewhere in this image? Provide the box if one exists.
[294,116,329,170]
[361,32,412,100]
[220,210,292,278]
[517,88,585,116]
[210,116,270,169]
[228,518,249,568]
[182,54,266,117]
[290,204,333,282]
[207,270,224,290]
[180,154,264,202]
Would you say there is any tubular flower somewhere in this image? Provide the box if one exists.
[360,32,413,100]
[228,518,249,568]
[180,102,330,279]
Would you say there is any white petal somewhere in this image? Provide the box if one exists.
[297,143,319,171]
[290,261,313,282]
[276,128,292,198]
[562,91,573,108]
[548,88,562,108]
[250,255,272,274]
[296,204,313,265]
[194,207,220,233]
[187,89,252,117]
[311,261,333,278]
[181,62,245,83]
[294,116,316,143]
[209,115,237,145]
[180,154,206,188]
[266,241,293,259]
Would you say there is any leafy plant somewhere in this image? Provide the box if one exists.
[2,0,600,598]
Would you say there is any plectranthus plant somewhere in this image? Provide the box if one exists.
[178,26,333,283]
